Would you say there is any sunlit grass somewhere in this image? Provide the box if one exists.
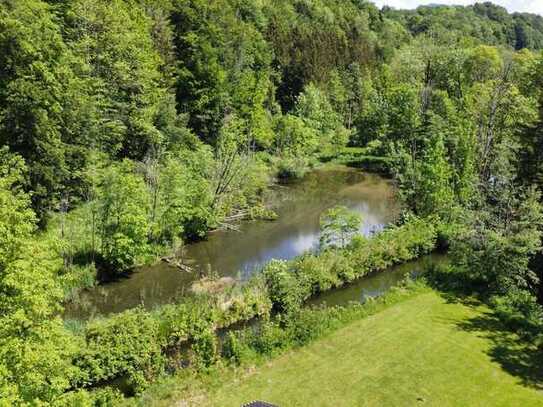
[205,292,543,406]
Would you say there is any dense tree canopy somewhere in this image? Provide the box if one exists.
[2,0,543,404]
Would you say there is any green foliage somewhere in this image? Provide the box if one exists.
[221,280,430,367]
[491,289,543,338]
[1,0,543,227]
[519,54,543,191]
[0,0,85,221]
[385,3,543,50]
[268,0,385,109]
[0,148,35,266]
[3,0,543,403]
[53,387,124,407]
[0,159,80,405]
[274,155,311,180]
[98,161,151,274]
[63,0,169,158]
[319,205,362,249]
[263,260,307,314]
[75,309,164,395]
[401,116,456,217]
[154,148,214,242]
[264,217,437,313]
[64,279,271,398]
[450,189,543,295]
[274,114,319,157]
[295,83,350,154]
[173,0,274,143]
[190,327,218,370]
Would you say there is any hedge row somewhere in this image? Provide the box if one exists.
[222,280,431,365]
[68,217,436,398]
[72,279,271,395]
[263,217,437,313]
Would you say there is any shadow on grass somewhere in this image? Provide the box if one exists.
[423,260,511,307]
[456,311,543,391]
[424,266,543,391]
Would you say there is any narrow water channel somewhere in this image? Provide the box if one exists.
[65,166,400,319]
[307,253,447,308]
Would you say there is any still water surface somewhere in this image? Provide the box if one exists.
[66,166,400,319]
[308,253,447,308]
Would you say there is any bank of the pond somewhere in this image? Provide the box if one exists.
[165,290,542,407]
[127,283,432,407]
[64,217,437,403]
[65,166,400,319]
[307,252,447,308]
[212,252,446,347]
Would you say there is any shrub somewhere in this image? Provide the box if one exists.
[190,327,218,369]
[319,206,361,249]
[248,322,290,357]
[214,278,272,327]
[275,155,311,180]
[53,387,123,407]
[98,161,151,275]
[282,308,333,346]
[222,321,289,362]
[221,331,254,365]
[74,309,164,395]
[261,217,436,313]
[157,300,217,350]
[263,260,309,314]
[492,289,543,338]
[295,253,343,293]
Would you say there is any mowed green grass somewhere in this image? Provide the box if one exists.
[207,292,543,407]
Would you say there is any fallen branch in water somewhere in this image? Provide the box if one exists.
[223,211,250,221]
[161,256,193,273]
[219,222,241,232]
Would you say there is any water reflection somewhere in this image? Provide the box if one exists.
[65,166,400,319]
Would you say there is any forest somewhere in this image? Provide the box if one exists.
[1,0,543,405]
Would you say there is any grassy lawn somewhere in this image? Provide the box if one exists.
[202,291,543,407]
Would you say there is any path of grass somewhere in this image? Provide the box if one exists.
[207,292,543,407]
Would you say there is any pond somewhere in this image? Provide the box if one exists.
[65,166,401,319]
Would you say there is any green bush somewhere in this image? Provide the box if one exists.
[263,260,310,314]
[295,253,343,294]
[492,289,543,338]
[282,308,335,346]
[213,278,272,327]
[157,300,216,349]
[190,327,218,369]
[319,206,361,249]
[247,322,290,357]
[74,309,164,395]
[221,331,256,365]
[98,161,151,275]
[53,387,123,407]
[275,155,311,180]
[221,322,288,363]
